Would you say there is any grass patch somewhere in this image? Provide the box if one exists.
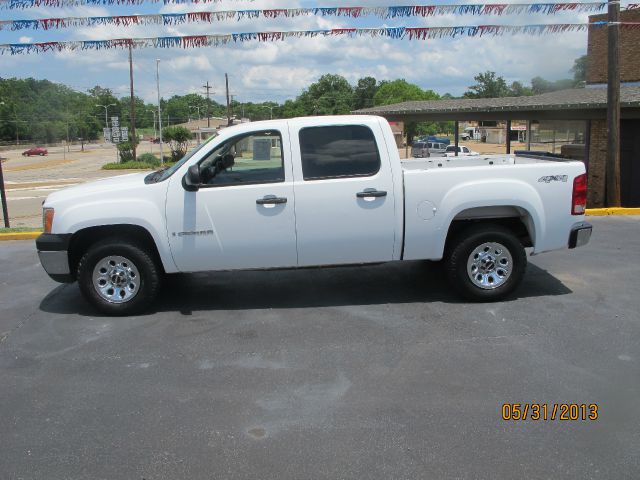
[0,227,42,233]
[102,161,155,170]
[102,160,176,170]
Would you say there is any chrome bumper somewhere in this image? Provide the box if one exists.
[38,250,70,275]
[35,233,74,283]
[569,222,592,249]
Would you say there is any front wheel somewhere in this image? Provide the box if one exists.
[445,224,526,302]
[77,239,161,315]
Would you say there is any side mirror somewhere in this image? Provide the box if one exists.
[183,164,202,192]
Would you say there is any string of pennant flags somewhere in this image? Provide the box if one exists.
[1,0,636,10]
[2,22,640,55]
[0,0,252,8]
[0,3,613,32]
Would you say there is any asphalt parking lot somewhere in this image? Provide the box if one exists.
[1,216,639,479]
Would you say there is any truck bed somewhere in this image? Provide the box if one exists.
[401,155,561,171]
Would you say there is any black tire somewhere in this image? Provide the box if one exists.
[77,238,161,315]
[445,224,526,302]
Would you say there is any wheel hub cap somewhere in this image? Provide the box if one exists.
[467,242,513,290]
[92,255,140,304]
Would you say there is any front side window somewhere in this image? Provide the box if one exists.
[299,125,381,180]
[463,147,470,153]
[199,130,284,186]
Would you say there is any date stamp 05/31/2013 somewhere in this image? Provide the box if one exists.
[501,403,599,421]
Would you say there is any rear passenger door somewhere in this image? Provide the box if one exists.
[290,121,396,266]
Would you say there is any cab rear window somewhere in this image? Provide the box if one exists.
[299,125,381,180]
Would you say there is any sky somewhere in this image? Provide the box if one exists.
[0,0,611,104]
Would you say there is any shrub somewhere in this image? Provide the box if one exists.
[162,126,192,161]
[116,140,139,163]
[137,153,160,167]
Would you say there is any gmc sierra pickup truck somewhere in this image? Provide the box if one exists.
[36,116,591,315]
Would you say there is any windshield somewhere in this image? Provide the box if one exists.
[146,134,219,183]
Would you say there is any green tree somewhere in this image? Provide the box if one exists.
[509,81,532,97]
[531,76,575,94]
[297,74,354,115]
[374,79,439,105]
[353,76,379,109]
[464,71,511,98]
[571,55,588,84]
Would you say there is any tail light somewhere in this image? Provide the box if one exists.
[571,174,588,215]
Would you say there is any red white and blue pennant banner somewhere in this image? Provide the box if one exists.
[0,3,611,31]
[0,0,252,8]
[3,23,640,55]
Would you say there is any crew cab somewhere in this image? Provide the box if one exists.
[36,116,592,315]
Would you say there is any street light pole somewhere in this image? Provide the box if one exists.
[260,105,274,119]
[189,105,201,122]
[156,59,164,165]
[96,103,116,133]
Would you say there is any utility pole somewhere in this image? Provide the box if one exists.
[225,73,232,126]
[606,0,621,206]
[203,81,212,128]
[156,59,164,165]
[0,156,9,227]
[230,94,237,121]
[128,44,137,161]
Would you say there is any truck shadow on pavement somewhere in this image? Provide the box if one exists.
[39,260,572,317]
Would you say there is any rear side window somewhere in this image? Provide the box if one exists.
[299,125,381,180]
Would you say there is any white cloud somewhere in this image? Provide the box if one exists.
[1,1,591,102]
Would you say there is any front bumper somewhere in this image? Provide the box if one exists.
[36,233,74,283]
[568,222,592,249]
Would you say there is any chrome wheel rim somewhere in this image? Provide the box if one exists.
[467,242,513,290]
[92,255,140,303]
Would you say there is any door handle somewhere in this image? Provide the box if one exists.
[256,195,287,205]
[356,189,387,198]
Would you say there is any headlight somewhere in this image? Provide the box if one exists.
[43,208,54,233]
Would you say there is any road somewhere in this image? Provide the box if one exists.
[0,142,159,227]
[1,216,639,479]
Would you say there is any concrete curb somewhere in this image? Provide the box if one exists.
[586,208,640,216]
[0,231,41,241]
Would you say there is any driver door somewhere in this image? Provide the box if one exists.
[165,128,298,272]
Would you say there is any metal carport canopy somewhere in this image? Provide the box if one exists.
[354,86,640,122]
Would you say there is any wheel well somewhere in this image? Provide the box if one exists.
[445,216,534,253]
[68,225,164,276]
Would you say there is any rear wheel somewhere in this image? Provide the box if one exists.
[77,239,161,315]
[445,224,526,301]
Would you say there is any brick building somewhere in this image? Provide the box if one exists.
[356,10,640,207]
[586,9,640,86]
[584,9,640,207]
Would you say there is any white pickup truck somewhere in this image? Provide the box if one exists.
[36,116,591,315]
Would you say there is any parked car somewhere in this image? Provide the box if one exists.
[426,141,448,156]
[36,115,591,315]
[22,147,48,156]
[411,141,430,158]
[444,145,479,157]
